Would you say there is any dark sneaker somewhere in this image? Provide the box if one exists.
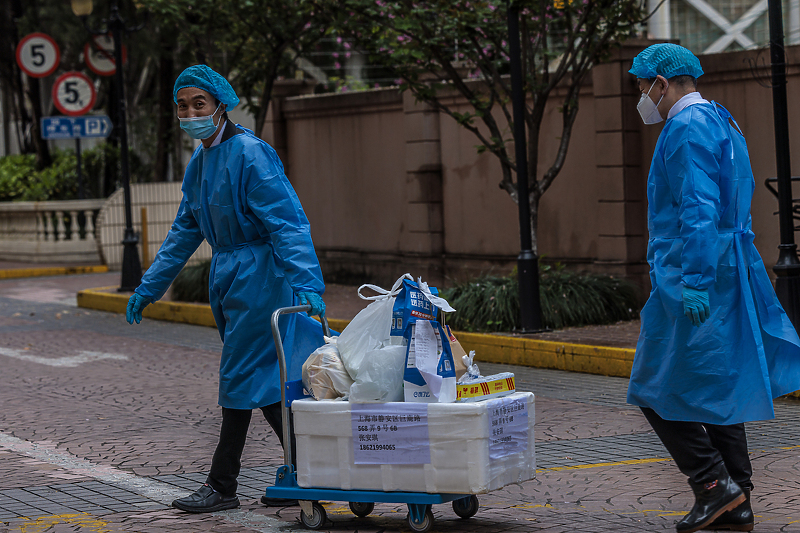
[172,483,240,513]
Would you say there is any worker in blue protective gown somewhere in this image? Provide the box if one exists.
[125,65,326,513]
[628,44,800,533]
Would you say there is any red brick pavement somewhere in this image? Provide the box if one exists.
[1,269,799,533]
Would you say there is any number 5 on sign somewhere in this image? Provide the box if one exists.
[52,72,96,117]
[16,32,60,78]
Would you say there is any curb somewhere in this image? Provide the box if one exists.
[75,286,800,398]
[0,265,108,279]
[76,286,634,378]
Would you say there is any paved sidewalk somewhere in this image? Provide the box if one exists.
[0,269,798,532]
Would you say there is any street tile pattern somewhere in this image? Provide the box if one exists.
[1,285,799,532]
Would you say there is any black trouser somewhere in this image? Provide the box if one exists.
[206,402,297,496]
[641,407,753,490]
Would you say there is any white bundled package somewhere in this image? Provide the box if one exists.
[293,391,535,494]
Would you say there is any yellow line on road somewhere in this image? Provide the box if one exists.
[537,456,672,473]
[12,513,111,533]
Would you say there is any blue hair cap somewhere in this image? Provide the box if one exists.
[173,65,240,110]
[629,43,704,80]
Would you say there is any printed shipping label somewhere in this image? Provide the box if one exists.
[351,403,430,464]
[488,395,528,460]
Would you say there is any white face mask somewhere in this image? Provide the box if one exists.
[637,80,665,125]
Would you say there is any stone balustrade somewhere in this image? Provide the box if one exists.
[0,199,106,263]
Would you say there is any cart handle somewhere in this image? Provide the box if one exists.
[271,305,331,469]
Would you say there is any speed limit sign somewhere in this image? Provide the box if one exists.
[52,72,96,116]
[16,32,60,78]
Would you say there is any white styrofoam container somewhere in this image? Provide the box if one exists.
[293,392,535,494]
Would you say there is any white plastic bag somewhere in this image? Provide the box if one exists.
[348,344,406,403]
[302,337,354,400]
[337,274,412,379]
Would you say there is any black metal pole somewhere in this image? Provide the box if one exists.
[110,0,142,291]
[75,137,85,199]
[508,0,542,332]
[767,0,800,329]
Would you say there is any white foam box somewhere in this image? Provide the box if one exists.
[293,391,535,494]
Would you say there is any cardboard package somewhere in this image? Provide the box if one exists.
[445,325,468,380]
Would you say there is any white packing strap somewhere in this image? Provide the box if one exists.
[357,273,414,301]
[416,277,456,313]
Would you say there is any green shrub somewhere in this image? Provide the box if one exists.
[0,153,37,200]
[171,259,212,303]
[0,143,148,201]
[441,264,641,332]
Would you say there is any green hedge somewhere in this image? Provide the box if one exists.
[0,143,145,201]
[171,260,212,303]
[440,265,641,332]
[172,261,641,332]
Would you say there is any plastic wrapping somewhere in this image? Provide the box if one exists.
[348,344,406,403]
[293,392,535,494]
[302,337,353,400]
[337,274,411,379]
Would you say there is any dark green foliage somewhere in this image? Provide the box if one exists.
[0,149,82,201]
[171,260,212,303]
[441,265,641,332]
[0,143,149,201]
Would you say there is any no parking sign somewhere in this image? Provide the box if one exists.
[51,72,96,116]
[84,34,127,76]
[15,32,60,78]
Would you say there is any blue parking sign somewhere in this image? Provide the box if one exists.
[41,115,112,140]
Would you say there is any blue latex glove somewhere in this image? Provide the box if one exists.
[298,291,326,317]
[682,286,710,327]
[126,293,151,324]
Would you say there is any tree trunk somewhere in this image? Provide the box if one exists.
[0,0,32,155]
[13,0,51,168]
[104,78,119,196]
[26,75,51,169]
[530,192,539,256]
[153,31,175,182]
[255,75,275,139]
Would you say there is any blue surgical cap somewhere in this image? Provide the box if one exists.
[173,65,240,110]
[629,43,704,80]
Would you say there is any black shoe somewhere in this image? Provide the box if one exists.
[172,483,240,513]
[705,488,754,531]
[261,495,299,507]
[676,473,745,533]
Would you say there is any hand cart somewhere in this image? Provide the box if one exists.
[264,305,480,533]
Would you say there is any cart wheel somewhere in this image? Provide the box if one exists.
[452,495,479,519]
[300,502,327,530]
[349,501,374,517]
[407,508,434,533]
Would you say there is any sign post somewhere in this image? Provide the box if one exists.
[40,115,113,198]
[49,73,98,199]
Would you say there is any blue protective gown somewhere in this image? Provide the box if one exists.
[627,101,800,424]
[135,125,325,409]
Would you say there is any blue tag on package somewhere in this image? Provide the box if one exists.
[391,279,439,337]
[388,278,457,402]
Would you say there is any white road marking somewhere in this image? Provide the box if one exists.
[0,432,295,532]
[0,347,128,367]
